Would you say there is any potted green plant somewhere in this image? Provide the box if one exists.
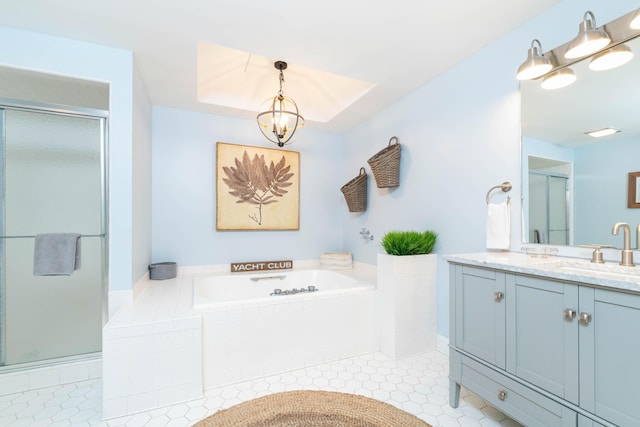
[377,229,438,359]
[380,230,437,255]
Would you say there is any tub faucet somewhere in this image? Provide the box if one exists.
[612,222,634,267]
[360,228,374,242]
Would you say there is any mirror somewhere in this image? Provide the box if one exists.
[521,21,640,248]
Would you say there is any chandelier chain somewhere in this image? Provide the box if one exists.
[278,70,285,97]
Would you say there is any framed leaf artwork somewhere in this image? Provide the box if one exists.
[216,142,300,230]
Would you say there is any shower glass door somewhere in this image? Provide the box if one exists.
[528,172,569,245]
[0,106,106,366]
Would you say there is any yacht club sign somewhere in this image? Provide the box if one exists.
[230,260,293,273]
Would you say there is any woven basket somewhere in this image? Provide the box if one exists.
[149,262,177,280]
[367,136,401,188]
[340,167,367,212]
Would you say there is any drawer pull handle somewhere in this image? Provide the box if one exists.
[498,390,507,401]
[579,312,592,324]
[563,308,576,320]
[494,292,504,302]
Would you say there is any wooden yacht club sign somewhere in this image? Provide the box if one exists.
[230,260,293,273]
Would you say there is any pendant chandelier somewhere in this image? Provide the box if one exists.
[256,61,305,147]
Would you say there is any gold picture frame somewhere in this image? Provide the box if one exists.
[628,171,640,209]
[216,142,300,230]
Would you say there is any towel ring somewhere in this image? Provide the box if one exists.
[486,181,512,205]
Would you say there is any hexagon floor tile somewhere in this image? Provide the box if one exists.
[0,350,523,426]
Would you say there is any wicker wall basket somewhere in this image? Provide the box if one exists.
[340,167,367,212]
[367,136,401,188]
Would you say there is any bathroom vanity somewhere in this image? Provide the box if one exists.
[447,252,640,427]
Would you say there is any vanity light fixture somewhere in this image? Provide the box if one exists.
[589,44,634,71]
[516,39,553,80]
[565,11,611,59]
[256,61,305,147]
[631,8,640,29]
[541,68,577,90]
[585,127,621,138]
[518,8,640,82]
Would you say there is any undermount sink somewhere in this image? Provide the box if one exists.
[543,258,640,278]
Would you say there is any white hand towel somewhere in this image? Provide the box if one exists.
[486,198,511,251]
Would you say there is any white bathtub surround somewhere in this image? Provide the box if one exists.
[197,264,378,390]
[377,253,437,359]
[102,271,202,419]
[101,260,377,419]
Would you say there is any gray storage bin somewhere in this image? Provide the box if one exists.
[149,262,177,280]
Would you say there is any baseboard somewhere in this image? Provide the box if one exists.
[436,334,449,355]
[0,355,101,396]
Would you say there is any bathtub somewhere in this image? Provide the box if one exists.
[193,269,373,309]
[193,267,378,389]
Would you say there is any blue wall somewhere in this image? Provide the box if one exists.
[0,26,139,293]
[341,0,639,337]
[574,137,640,246]
[151,107,346,265]
[150,0,639,338]
[1,0,638,334]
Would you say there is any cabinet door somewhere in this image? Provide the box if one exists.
[579,287,640,426]
[506,274,579,405]
[577,414,605,427]
[453,265,506,369]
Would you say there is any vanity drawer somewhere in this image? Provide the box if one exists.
[460,356,576,427]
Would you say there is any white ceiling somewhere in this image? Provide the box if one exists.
[0,0,561,133]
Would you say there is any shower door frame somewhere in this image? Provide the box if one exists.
[0,98,109,368]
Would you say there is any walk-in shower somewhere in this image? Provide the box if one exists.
[0,101,108,368]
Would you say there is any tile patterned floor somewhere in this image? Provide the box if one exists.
[0,350,523,427]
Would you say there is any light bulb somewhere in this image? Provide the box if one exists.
[631,8,640,29]
[589,44,633,71]
[541,69,577,90]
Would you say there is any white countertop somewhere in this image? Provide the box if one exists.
[445,252,640,294]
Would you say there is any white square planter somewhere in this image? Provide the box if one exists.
[377,253,437,359]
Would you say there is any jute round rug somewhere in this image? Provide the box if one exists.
[193,390,432,427]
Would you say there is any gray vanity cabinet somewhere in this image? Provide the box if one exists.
[578,415,605,427]
[453,265,505,368]
[505,274,579,405]
[578,287,640,426]
[450,261,640,427]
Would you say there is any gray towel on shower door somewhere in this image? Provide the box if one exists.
[33,233,81,276]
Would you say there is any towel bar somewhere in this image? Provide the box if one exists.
[0,233,105,239]
[486,182,512,205]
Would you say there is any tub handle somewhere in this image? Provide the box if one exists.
[250,275,286,282]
